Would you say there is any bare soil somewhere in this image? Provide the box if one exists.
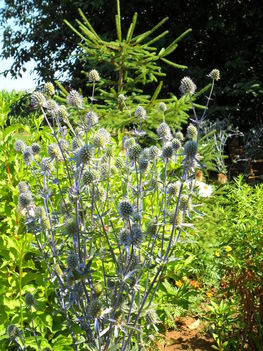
[158,317,214,351]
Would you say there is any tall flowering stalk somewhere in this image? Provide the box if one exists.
[14,70,219,350]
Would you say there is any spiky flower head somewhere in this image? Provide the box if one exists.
[149,145,161,160]
[7,324,20,340]
[115,157,124,169]
[184,140,198,158]
[157,122,171,140]
[145,309,158,325]
[35,206,45,219]
[93,133,106,148]
[175,131,184,141]
[31,143,41,155]
[168,183,180,196]
[131,225,143,246]
[93,186,106,202]
[105,145,114,158]
[135,105,146,119]
[58,105,69,120]
[97,128,110,144]
[67,252,79,270]
[128,144,142,161]
[208,69,220,81]
[138,156,149,173]
[83,170,97,186]
[77,145,93,164]
[119,228,131,246]
[64,218,78,236]
[44,82,55,96]
[180,195,192,211]
[15,139,26,153]
[94,283,103,297]
[171,138,181,151]
[118,94,126,103]
[25,293,35,307]
[187,124,198,140]
[71,137,83,151]
[31,91,46,109]
[162,142,174,159]
[158,102,167,112]
[179,77,196,95]
[40,157,53,173]
[23,147,34,164]
[48,143,63,161]
[18,181,29,194]
[100,163,110,179]
[146,222,157,236]
[175,210,183,226]
[67,90,83,109]
[124,137,135,149]
[58,139,69,152]
[148,178,159,190]
[88,299,103,319]
[41,216,51,230]
[85,111,98,127]
[119,200,133,219]
[89,69,100,82]
[18,192,33,208]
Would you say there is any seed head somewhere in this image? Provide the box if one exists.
[67,90,83,109]
[86,111,98,127]
[168,183,180,196]
[31,143,41,154]
[58,105,69,120]
[149,145,161,160]
[93,186,106,202]
[88,299,103,319]
[180,195,192,211]
[175,210,183,226]
[94,283,103,297]
[89,69,100,82]
[208,69,220,81]
[64,218,78,236]
[23,147,34,164]
[48,143,63,161]
[146,222,157,236]
[118,94,126,103]
[179,77,196,95]
[77,145,93,164]
[58,139,69,152]
[97,128,110,144]
[83,170,97,185]
[67,252,79,270]
[135,105,146,119]
[157,122,171,140]
[119,200,133,218]
[100,163,110,179]
[18,192,32,208]
[115,157,124,169]
[124,137,136,149]
[40,157,53,173]
[15,139,26,153]
[31,91,46,109]
[93,133,106,148]
[175,131,184,141]
[184,140,198,158]
[41,216,51,230]
[162,143,174,159]
[187,124,198,139]
[18,181,29,193]
[44,82,55,96]
[25,293,35,307]
[171,138,181,151]
[128,144,142,161]
[138,156,149,173]
[71,137,83,151]
[7,324,20,340]
[158,102,167,112]
[131,225,143,246]
[120,228,131,246]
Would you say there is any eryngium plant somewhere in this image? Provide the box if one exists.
[16,71,219,351]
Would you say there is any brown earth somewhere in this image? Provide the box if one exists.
[158,317,214,351]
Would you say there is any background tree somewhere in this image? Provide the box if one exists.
[1,0,263,130]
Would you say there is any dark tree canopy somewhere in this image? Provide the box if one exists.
[1,0,263,129]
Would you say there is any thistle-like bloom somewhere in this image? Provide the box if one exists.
[7,324,20,340]
[157,122,171,140]
[135,105,146,119]
[15,139,26,153]
[208,69,220,81]
[119,200,133,219]
[179,77,196,95]
[31,143,41,155]
[183,140,198,159]
[66,252,79,270]
[85,111,98,127]
[162,142,174,159]
[31,91,47,109]
[18,181,29,193]
[67,90,83,109]
[118,94,126,103]
[89,69,100,82]
[187,124,198,139]
[158,102,167,112]
[44,82,55,96]
[25,292,35,307]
